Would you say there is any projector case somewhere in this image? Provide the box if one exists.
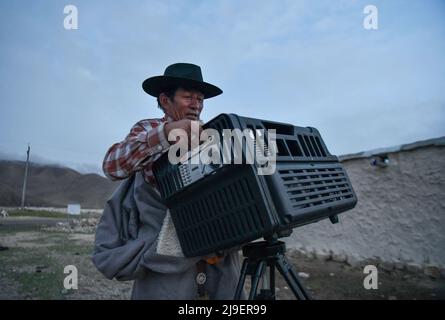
[153,113,357,257]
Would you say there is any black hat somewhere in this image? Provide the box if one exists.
[142,63,223,99]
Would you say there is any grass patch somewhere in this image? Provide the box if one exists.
[0,246,66,299]
[13,271,68,299]
[0,231,90,299]
[6,210,98,221]
[52,242,94,256]
[8,209,68,219]
[6,209,102,220]
[0,224,43,234]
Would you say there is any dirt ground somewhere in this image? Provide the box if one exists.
[0,217,444,300]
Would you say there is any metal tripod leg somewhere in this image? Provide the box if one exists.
[275,254,311,300]
[256,263,276,300]
[234,258,249,299]
[234,257,268,300]
[248,260,267,300]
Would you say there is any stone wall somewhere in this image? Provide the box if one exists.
[285,138,445,271]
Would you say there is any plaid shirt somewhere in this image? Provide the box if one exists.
[102,115,174,187]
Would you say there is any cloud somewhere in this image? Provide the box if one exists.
[0,0,444,169]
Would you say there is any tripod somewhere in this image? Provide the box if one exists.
[234,239,312,300]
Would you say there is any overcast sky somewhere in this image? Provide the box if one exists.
[1,0,444,175]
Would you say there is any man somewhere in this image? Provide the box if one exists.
[92,63,243,300]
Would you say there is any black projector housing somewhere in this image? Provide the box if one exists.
[153,113,357,257]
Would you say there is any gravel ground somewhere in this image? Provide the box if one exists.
[0,217,444,300]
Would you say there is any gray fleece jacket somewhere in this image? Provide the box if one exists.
[92,172,243,299]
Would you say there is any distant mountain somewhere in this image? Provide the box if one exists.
[0,160,121,208]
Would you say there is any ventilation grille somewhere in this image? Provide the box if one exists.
[154,155,184,199]
[279,166,354,210]
[173,176,267,256]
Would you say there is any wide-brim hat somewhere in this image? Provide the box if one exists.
[142,63,222,99]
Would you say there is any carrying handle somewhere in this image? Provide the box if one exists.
[261,121,295,136]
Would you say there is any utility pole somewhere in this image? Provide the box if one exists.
[20,144,30,209]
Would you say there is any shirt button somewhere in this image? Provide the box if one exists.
[157,146,162,151]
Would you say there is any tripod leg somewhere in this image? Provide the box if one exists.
[269,264,275,297]
[249,260,266,300]
[275,255,311,300]
[234,258,249,299]
[285,260,312,300]
[255,262,276,300]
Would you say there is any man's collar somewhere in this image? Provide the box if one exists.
[162,115,174,122]
[162,115,204,123]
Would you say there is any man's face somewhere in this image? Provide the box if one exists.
[161,88,204,121]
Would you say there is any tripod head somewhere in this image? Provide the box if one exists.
[235,237,312,300]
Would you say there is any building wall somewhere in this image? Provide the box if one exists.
[285,145,445,269]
